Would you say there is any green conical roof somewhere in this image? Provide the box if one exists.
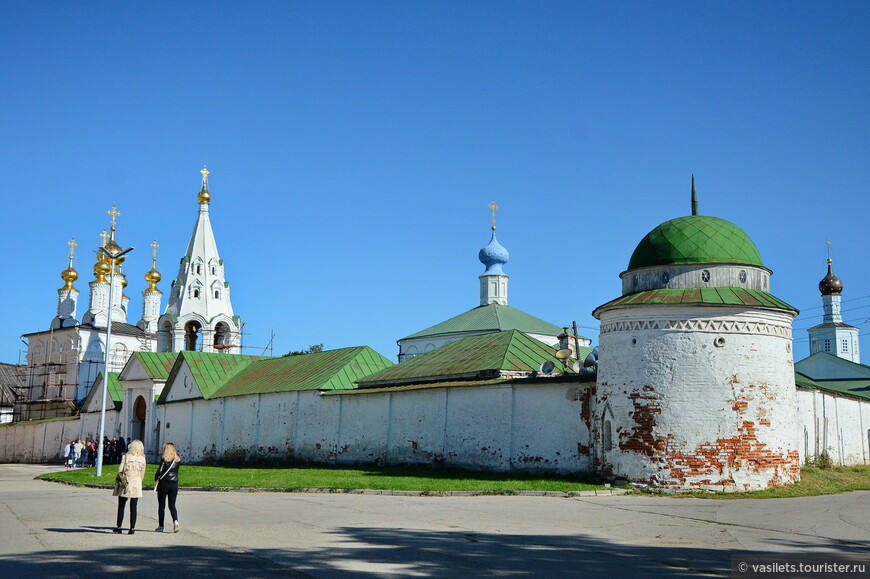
[627,215,763,270]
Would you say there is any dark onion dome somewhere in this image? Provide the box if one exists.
[627,215,764,270]
[818,261,843,295]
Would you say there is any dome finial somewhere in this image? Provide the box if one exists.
[489,200,499,231]
[60,237,79,290]
[144,239,162,293]
[819,239,843,295]
[691,174,698,216]
[198,165,211,204]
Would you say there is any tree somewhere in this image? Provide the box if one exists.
[283,344,324,357]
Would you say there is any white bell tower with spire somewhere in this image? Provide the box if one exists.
[157,167,241,353]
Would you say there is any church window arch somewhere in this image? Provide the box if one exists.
[214,290,220,299]
[603,419,613,451]
[213,322,230,348]
[193,289,200,298]
[424,343,436,353]
[184,321,202,351]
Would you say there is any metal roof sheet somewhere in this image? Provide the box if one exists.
[401,303,570,341]
[628,215,764,270]
[132,352,179,380]
[594,287,797,317]
[360,330,577,386]
[795,372,870,401]
[211,346,393,398]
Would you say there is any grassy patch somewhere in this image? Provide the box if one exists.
[38,464,607,494]
[662,465,870,499]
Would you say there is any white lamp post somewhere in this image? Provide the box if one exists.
[95,244,133,477]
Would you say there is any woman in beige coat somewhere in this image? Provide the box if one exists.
[113,439,146,535]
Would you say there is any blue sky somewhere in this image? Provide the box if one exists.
[1,2,867,364]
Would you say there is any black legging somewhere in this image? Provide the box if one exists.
[116,497,138,529]
[157,481,179,527]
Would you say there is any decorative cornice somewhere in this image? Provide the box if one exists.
[600,317,792,339]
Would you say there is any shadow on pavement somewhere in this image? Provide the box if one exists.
[5,526,867,577]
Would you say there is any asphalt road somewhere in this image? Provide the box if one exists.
[0,464,867,577]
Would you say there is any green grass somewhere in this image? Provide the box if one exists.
[662,465,870,499]
[38,463,607,494]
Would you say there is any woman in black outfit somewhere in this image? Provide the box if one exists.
[154,442,181,533]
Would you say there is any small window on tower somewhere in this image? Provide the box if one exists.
[211,266,216,275]
[824,339,831,352]
[214,290,220,299]
[841,339,849,353]
[193,289,200,298]
[739,270,747,283]
[701,270,711,283]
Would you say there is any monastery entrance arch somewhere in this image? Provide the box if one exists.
[133,395,147,444]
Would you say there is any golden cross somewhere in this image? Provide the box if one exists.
[99,229,109,246]
[107,205,120,229]
[151,240,159,262]
[826,238,832,264]
[488,200,499,230]
[201,165,210,187]
[67,237,77,259]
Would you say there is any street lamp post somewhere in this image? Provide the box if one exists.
[95,244,133,477]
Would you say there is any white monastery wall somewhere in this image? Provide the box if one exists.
[796,388,869,466]
[595,306,801,489]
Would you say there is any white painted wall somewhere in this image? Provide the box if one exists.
[796,388,870,466]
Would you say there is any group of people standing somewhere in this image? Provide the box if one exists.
[61,436,129,468]
[112,441,182,536]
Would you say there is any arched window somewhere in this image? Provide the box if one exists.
[603,419,613,451]
[184,321,202,351]
[213,322,230,348]
[193,289,200,298]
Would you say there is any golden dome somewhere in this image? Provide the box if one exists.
[93,254,111,284]
[60,265,78,290]
[144,266,162,293]
[198,185,211,204]
[59,238,79,291]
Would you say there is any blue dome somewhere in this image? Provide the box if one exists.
[479,231,509,275]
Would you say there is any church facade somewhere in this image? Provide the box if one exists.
[14,168,241,422]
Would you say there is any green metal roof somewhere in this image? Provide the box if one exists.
[164,351,270,401]
[594,287,797,317]
[360,330,576,387]
[94,371,123,410]
[628,215,763,270]
[795,372,870,401]
[401,303,569,341]
[132,352,179,380]
[212,346,393,398]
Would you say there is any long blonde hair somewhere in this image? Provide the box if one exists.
[162,442,181,463]
[126,440,145,457]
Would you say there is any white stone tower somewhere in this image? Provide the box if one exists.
[138,240,163,334]
[592,178,801,490]
[808,245,860,363]
[50,238,80,329]
[157,167,241,353]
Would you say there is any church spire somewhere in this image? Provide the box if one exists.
[139,240,163,334]
[808,239,860,363]
[159,167,240,353]
[478,200,509,306]
[691,174,698,216]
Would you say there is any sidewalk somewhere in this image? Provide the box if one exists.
[1,464,867,577]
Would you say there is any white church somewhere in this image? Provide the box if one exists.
[1,172,867,490]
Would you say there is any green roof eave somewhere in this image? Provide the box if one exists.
[208,346,393,399]
[593,288,798,318]
[401,303,568,341]
[360,330,578,387]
